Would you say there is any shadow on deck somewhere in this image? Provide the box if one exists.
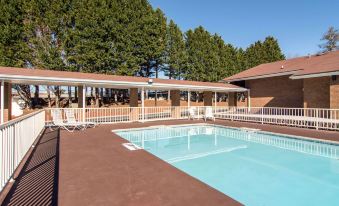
[2,129,60,206]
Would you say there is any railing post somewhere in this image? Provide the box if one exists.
[231,107,233,121]
[197,107,200,119]
[316,108,319,130]
[82,85,86,122]
[141,87,145,122]
[261,108,264,124]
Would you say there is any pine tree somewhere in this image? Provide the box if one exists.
[244,36,284,70]
[0,0,28,67]
[262,36,285,62]
[164,20,187,79]
[65,0,118,74]
[319,26,339,52]
[185,26,211,81]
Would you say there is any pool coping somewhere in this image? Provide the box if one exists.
[112,123,339,146]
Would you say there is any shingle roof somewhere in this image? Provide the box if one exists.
[223,50,339,82]
[0,66,246,92]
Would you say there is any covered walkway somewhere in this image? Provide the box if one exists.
[0,66,248,123]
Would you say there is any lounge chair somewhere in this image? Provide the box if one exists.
[50,109,84,132]
[204,107,215,121]
[64,109,97,129]
[188,107,199,120]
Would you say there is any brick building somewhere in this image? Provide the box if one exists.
[223,51,339,109]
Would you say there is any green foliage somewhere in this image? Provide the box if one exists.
[0,0,28,67]
[0,0,285,83]
[184,26,248,82]
[164,20,187,79]
[244,36,285,70]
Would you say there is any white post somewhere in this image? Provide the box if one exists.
[188,90,191,108]
[248,89,251,112]
[141,87,145,122]
[168,90,171,102]
[316,108,319,130]
[82,85,86,122]
[1,80,4,124]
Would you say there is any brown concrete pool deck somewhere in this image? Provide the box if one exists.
[2,119,339,206]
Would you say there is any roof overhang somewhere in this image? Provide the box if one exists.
[290,70,339,79]
[0,73,247,93]
[221,70,299,83]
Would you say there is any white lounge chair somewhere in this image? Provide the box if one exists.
[64,109,97,129]
[50,109,84,132]
[188,107,199,120]
[204,107,215,121]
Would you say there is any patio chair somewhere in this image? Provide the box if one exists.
[204,107,215,121]
[188,107,199,120]
[64,109,97,129]
[50,109,83,132]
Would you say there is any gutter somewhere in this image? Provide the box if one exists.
[290,70,339,79]
[0,74,247,92]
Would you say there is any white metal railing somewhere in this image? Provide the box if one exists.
[0,110,45,192]
[45,106,196,124]
[45,106,339,130]
[215,107,339,131]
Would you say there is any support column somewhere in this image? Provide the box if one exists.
[203,91,213,106]
[247,90,251,110]
[0,81,12,123]
[78,85,84,108]
[188,91,191,107]
[171,90,180,118]
[214,92,217,108]
[141,87,145,122]
[78,85,86,121]
[130,88,139,121]
[228,92,237,107]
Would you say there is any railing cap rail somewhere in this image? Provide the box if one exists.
[0,110,45,129]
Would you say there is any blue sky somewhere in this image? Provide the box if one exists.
[149,0,339,58]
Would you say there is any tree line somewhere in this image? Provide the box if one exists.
[0,0,285,107]
[0,0,286,80]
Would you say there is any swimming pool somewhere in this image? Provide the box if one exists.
[115,124,339,206]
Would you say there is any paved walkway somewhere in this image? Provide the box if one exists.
[2,129,60,206]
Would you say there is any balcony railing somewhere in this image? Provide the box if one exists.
[0,110,45,192]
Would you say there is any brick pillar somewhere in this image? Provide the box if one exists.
[171,90,180,118]
[129,88,139,121]
[1,82,12,121]
[330,76,339,109]
[170,90,180,106]
[78,86,84,108]
[228,92,237,107]
[203,91,213,106]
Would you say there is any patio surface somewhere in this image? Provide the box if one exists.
[2,119,339,206]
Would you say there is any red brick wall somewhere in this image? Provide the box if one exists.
[330,75,339,109]
[245,76,304,108]
[303,77,330,108]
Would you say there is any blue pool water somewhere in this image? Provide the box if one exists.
[116,125,339,206]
